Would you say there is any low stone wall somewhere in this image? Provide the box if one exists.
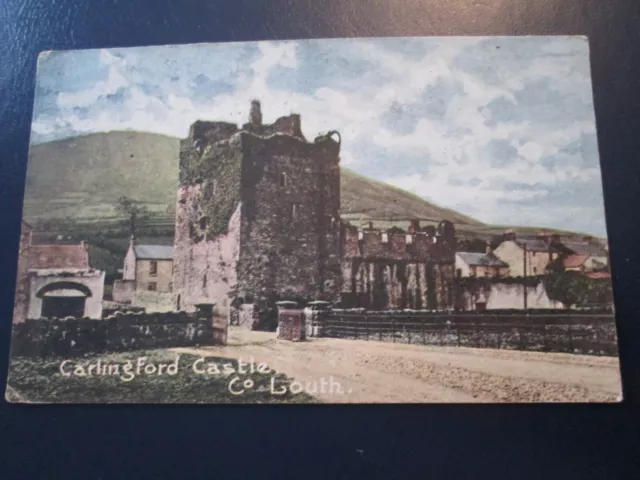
[112,279,135,304]
[11,310,222,357]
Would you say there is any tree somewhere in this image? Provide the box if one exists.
[115,196,148,237]
[543,258,610,309]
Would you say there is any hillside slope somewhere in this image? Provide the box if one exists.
[24,131,482,226]
[25,131,180,219]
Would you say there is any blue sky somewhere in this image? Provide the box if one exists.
[31,37,608,236]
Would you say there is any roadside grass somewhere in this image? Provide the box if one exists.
[7,349,320,404]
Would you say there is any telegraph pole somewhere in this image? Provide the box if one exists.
[523,243,528,310]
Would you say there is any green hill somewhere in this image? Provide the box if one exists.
[25,131,180,220]
[23,131,483,227]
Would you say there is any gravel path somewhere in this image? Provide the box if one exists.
[173,327,622,403]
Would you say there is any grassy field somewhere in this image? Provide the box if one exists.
[6,349,320,404]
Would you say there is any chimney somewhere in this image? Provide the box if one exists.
[408,219,420,234]
[486,241,492,255]
[249,100,262,125]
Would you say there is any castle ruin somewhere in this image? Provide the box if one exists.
[172,101,456,323]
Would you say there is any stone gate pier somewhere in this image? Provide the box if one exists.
[303,301,331,337]
[276,301,305,341]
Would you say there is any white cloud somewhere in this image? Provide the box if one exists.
[30,37,607,236]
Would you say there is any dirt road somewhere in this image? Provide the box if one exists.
[173,327,622,403]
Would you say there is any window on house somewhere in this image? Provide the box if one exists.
[381,233,389,243]
[148,282,157,291]
[358,231,364,241]
[149,260,158,276]
[280,172,288,187]
[406,234,413,245]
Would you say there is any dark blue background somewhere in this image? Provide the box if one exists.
[1,1,639,478]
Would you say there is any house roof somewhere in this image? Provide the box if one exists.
[560,239,608,257]
[563,254,589,268]
[133,245,173,260]
[457,252,509,268]
[514,237,559,253]
[584,271,611,280]
[27,244,90,269]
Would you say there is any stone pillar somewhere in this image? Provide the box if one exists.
[304,301,331,337]
[276,301,305,341]
[195,302,227,345]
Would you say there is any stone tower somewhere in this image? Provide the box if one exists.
[172,102,342,317]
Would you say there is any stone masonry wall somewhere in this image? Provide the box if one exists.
[236,132,342,303]
[172,128,243,316]
[340,221,456,310]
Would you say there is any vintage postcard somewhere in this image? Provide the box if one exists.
[6,37,622,404]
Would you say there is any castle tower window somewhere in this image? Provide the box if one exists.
[406,234,414,245]
[204,180,216,198]
[280,172,288,188]
[358,231,364,241]
[148,282,157,291]
[199,216,208,231]
[193,139,204,154]
[291,203,299,220]
[381,233,389,243]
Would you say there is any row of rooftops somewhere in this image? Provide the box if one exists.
[456,252,508,268]
[458,231,609,270]
[22,215,606,270]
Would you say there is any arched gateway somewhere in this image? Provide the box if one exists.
[36,281,93,318]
